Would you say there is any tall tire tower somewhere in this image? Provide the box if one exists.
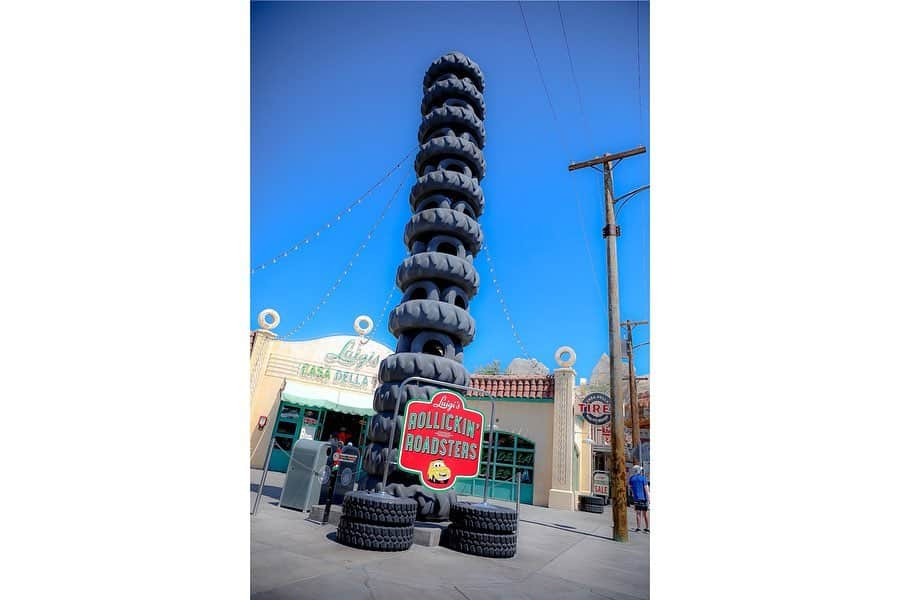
[361,51,487,521]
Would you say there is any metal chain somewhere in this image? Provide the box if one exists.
[482,242,532,359]
[279,174,409,341]
[251,145,417,276]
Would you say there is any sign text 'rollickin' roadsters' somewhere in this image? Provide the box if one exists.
[397,389,485,492]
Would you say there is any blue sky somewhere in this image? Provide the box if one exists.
[251,1,649,376]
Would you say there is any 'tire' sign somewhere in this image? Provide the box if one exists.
[577,392,612,426]
[397,389,484,492]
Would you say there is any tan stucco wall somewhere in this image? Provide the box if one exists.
[249,333,393,468]
[575,416,593,494]
[466,398,555,507]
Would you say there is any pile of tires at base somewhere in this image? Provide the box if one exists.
[335,490,417,551]
[445,501,517,558]
[360,51,488,523]
[578,495,606,514]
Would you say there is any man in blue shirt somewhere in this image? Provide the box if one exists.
[628,465,650,533]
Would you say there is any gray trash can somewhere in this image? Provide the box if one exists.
[279,439,333,512]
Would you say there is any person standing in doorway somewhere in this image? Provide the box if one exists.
[629,465,650,532]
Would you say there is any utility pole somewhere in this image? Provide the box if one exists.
[622,319,648,472]
[569,145,646,543]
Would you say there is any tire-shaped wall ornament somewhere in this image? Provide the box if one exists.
[360,52,487,532]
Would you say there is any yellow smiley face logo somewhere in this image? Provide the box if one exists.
[426,459,452,483]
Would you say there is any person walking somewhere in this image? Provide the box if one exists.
[628,465,650,532]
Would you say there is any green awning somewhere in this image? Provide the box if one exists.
[281,380,375,416]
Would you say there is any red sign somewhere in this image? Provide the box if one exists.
[397,389,485,491]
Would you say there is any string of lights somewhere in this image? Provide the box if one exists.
[250,145,417,276]
[369,286,396,340]
[279,174,409,340]
[482,242,532,359]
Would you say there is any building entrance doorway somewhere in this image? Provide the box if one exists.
[320,410,367,449]
[267,401,369,473]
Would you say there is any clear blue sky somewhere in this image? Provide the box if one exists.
[251,1,649,376]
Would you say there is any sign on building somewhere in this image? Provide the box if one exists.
[577,392,612,451]
[397,390,485,492]
[592,470,610,498]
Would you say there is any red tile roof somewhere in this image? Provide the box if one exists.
[468,374,554,399]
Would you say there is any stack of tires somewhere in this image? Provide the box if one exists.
[578,495,606,514]
[445,501,517,558]
[361,51,488,523]
[336,490,417,551]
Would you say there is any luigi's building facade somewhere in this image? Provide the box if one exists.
[250,311,620,510]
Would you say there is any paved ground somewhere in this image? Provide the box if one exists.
[251,470,649,600]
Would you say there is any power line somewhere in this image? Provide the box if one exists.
[279,174,408,340]
[482,242,531,359]
[517,1,605,302]
[250,145,417,275]
[517,1,572,157]
[556,1,594,145]
[635,1,646,144]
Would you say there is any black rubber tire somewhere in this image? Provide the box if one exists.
[450,502,518,533]
[414,136,485,181]
[404,331,463,363]
[377,352,470,388]
[362,443,399,476]
[409,169,485,218]
[366,411,404,445]
[396,252,480,298]
[341,490,417,526]
[383,483,457,521]
[578,496,606,513]
[421,75,486,120]
[372,381,442,413]
[404,208,483,255]
[582,503,604,514]
[388,299,476,346]
[444,524,516,558]
[336,517,414,552]
[418,105,485,149]
[423,51,485,93]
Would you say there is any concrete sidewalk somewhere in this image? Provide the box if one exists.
[251,470,649,600]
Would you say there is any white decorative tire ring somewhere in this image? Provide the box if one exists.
[555,346,576,367]
[354,314,374,336]
[258,309,280,330]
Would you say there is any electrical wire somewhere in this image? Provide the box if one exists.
[517,1,573,157]
[518,1,605,302]
[250,145,417,275]
[557,1,595,145]
[279,174,409,340]
[635,1,646,144]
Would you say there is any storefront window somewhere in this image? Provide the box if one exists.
[515,451,534,467]
[274,436,293,452]
[276,420,297,436]
[493,433,516,448]
[479,431,534,486]
[494,466,513,482]
[279,405,300,420]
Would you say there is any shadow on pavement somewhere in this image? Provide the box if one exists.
[250,483,282,499]
[519,519,614,541]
